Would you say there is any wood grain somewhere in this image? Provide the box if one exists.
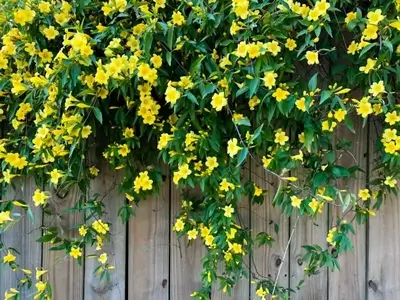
[42,185,84,300]
[170,182,206,299]
[367,117,400,300]
[84,163,126,300]
[289,208,328,299]
[128,166,169,300]
[0,178,42,298]
[250,158,289,298]
[328,117,367,300]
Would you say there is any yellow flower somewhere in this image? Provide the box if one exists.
[359,58,377,74]
[285,38,297,51]
[49,169,63,185]
[118,144,130,157]
[95,68,109,85]
[158,133,173,150]
[0,211,12,224]
[211,92,228,111]
[134,171,154,192]
[358,189,370,201]
[3,251,16,263]
[223,205,234,218]
[363,24,378,40]
[382,128,397,142]
[98,253,108,264]
[266,41,281,56]
[274,130,288,145]
[309,198,322,213]
[150,54,162,69]
[236,41,248,58]
[92,219,110,234]
[70,247,82,259]
[334,109,347,122]
[356,97,372,118]
[174,218,185,231]
[89,166,99,176]
[291,196,302,208]
[172,11,185,25]
[272,88,290,102]
[254,184,263,196]
[305,51,319,65]
[345,12,357,24]
[78,225,87,236]
[35,281,47,292]
[263,71,278,89]
[32,189,49,207]
[248,96,260,110]
[42,26,59,41]
[227,138,242,157]
[367,9,385,25]
[187,229,198,240]
[295,97,306,112]
[326,227,337,245]
[38,1,51,13]
[385,111,400,126]
[229,242,244,254]
[347,41,359,55]
[384,176,397,188]
[205,156,218,171]
[369,81,385,97]
[14,8,36,26]
[165,85,181,105]
[177,163,192,179]
[247,43,260,58]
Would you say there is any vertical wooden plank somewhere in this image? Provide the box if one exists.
[42,186,84,300]
[128,167,169,299]
[329,117,367,300]
[85,163,126,300]
[250,159,289,297]
[170,182,206,299]
[211,163,251,299]
[289,208,328,298]
[367,118,400,300]
[0,178,42,298]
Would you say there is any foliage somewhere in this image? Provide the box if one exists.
[0,0,399,298]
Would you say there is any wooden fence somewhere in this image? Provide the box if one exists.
[0,118,399,300]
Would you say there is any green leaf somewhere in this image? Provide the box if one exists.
[359,43,376,58]
[249,124,264,144]
[186,92,199,105]
[332,166,350,178]
[235,118,251,126]
[249,78,260,98]
[320,90,332,104]
[308,73,318,91]
[190,56,205,75]
[93,107,103,124]
[236,147,248,167]
[313,172,328,187]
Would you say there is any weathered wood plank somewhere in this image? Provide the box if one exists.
[84,164,126,300]
[128,167,169,300]
[211,163,251,300]
[0,178,42,298]
[367,118,400,300]
[329,117,367,300]
[250,159,289,297]
[42,185,84,300]
[290,209,328,299]
[170,182,206,299]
